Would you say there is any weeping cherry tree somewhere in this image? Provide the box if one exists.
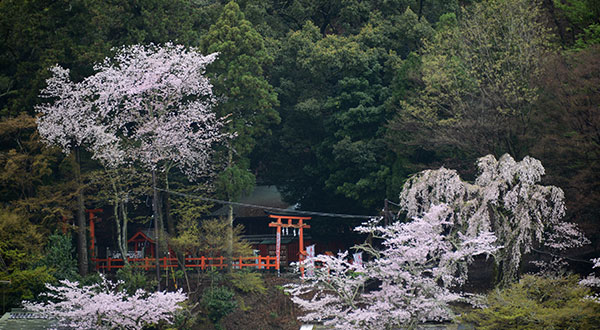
[399,154,588,286]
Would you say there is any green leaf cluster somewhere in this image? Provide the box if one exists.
[116,264,154,295]
[227,269,267,295]
[460,275,600,329]
[0,208,53,310]
[391,0,553,166]
[201,285,237,329]
[39,233,79,282]
[263,12,432,213]
[170,218,253,258]
[554,0,600,48]
[202,1,280,156]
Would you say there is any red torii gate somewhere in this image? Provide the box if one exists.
[268,214,310,277]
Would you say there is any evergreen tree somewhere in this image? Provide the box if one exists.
[201,1,279,268]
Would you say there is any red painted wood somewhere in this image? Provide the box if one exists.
[91,255,277,271]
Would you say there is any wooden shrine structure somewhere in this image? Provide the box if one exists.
[87,208,311,274]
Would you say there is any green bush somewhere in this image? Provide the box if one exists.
[165,300,197,330]
[40,233,79,281]
[202,286,237,330]
[460,274,600,329]
[0,209,52,310]
[80,272,103,286]
[228,269,266,295]
[1,266,55,309]
[116,264,153,294]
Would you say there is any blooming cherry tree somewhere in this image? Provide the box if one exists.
[87,44,227,286]
[24,275,187,330]
[580,258,600,303]
[36,66,106,155]
[36,44,227,281]
[399,154,587,285]
[36,64,114,276]
[286,251,369,326]
[287,205,499,329]
[287,154,588,328]
[38,43,225,175]
[84,43,225,176]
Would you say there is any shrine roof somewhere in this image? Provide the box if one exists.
[212,185,293,218]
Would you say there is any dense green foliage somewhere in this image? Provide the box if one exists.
[202,286,237,329]
[116,264,155,295]
[40,233,79,281]
[228,269,267,295]
[0,208,52,311]
[460,275,600,329]
[171,218,253,258]
[391,0,552,163]
[554,0,600,48]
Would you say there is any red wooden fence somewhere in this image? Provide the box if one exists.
[92,255,277,271]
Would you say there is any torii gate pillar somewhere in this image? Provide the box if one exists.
[86,209,103,258]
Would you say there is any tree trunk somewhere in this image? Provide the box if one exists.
[109,173,129,266]
[175,252,192,293]
[227,204,233,272]
[165,169,175,235]
[74,148,88,277]
[120,201,129,261]
[153,170,162,290]
[227,148,233,273]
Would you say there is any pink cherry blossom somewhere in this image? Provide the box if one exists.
[36,43,227,177]
[287,205,499,329]
[24,275,187,330]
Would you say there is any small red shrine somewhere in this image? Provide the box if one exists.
[126,229,175,258]
[128,230,157,258]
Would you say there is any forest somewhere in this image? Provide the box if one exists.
[1,0,599,329]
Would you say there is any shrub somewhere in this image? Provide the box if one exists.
[228,269,266,295]
[116,263,153,294]
[202,286,237,329]
[40,233,79,281]
[0,208,49,310]
[165,300,198,330]
[1,266,54,309]
[460,275,600,329]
